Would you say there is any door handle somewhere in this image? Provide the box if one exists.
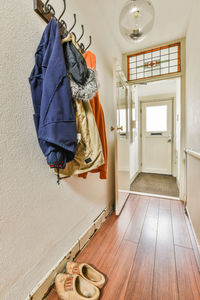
[168,135,172,142]
[111,126,123,131]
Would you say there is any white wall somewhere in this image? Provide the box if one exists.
[185,0,200,244]
[186,0,200,151]
[0,1,121,299]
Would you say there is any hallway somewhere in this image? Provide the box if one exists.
[46,195,200,300]
[2,0,200,299]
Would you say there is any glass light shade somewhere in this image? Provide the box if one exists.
[119,0,155,43]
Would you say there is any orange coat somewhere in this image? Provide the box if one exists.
[78,51,108,179]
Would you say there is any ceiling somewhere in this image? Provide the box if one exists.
[97,0,194,53]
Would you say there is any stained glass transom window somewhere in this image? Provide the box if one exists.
[128,43,181,81]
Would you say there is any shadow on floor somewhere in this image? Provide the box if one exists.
[131,172,179,197]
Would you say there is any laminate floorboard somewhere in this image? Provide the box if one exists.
[45,289,59,300]
[175,245,200,299]
[45,195,200,300]
[124,197,149,243]
[152,199,179,300]
[171,200,192,249]
[100,240,137,300]
[124,198,160,300]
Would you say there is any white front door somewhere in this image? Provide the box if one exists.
[142,100,173,175]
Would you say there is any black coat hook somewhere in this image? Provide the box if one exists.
[34,1,92,51]
[77,25,84,42]
[43,0,50,13]
[58,0,66,22]
[42,0,55,16]
[71,32,77,40]
[84,36,92,52]
[79,43,85,53]
[68,14,77,33]
[57,0,67,31]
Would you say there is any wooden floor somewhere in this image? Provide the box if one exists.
[46,195,200,300]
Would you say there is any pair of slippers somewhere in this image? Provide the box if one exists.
[55,262,106,300]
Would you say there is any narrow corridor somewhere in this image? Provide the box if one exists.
[46,195,200,300]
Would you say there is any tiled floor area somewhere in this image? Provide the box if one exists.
[46,195,200,300]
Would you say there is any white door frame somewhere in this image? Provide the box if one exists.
[122,38,186,201]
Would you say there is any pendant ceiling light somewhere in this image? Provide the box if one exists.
[119,0,155,43]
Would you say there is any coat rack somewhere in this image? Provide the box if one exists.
[33,0,92,53]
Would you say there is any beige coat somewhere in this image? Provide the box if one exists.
[56,99,104,177]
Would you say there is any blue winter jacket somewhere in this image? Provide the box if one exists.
[29,18,77,168]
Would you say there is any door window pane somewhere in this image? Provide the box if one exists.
[146,105,167,132]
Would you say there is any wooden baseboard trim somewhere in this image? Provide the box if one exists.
[26,207,110,300]
[185,207,200,271]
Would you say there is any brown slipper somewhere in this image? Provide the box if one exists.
[55,273,100,300]
[66,262,106,288]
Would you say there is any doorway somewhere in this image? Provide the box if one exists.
[114,59,183,215]
[130,78,181,198]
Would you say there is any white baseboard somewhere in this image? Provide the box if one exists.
[130,171,139,185]
[176,178,180,190]
[25,207,111,300]
[185,207,200,271]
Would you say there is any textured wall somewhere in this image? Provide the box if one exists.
[0,1,121,299]
[186,0,200,152]
[186,0,200,244]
